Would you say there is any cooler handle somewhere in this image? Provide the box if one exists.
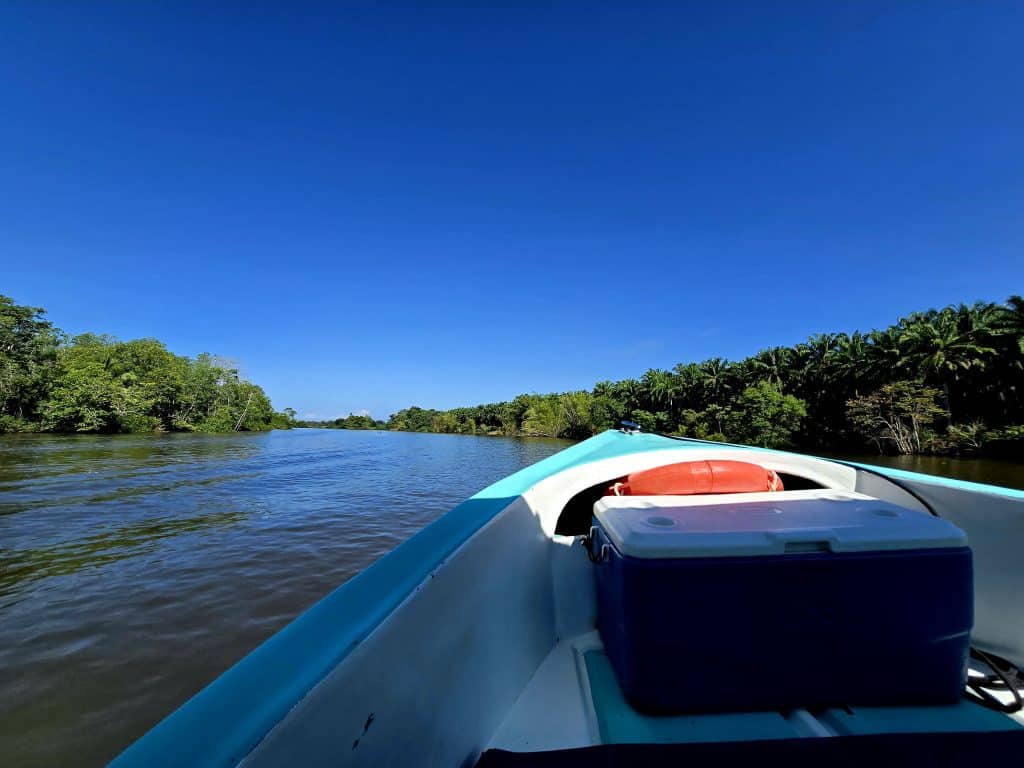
[770,531,837,554]
[582,526,610,564]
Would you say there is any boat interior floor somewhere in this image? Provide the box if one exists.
[481,630,1024,765]
[476,730,1024,768]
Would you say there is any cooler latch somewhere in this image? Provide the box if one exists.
[582,526,610,564]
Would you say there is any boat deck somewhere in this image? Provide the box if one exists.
[488,631,1024,755]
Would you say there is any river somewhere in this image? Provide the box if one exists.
[0,429,569,767]
[0,429,1021,767]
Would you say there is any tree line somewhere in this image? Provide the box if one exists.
[317,297,1024,455]
[0,295,296,434]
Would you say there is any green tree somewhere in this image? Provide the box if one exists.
[374,295,1021,453]
[899,306,997,419]
[864,327,904,384]
[722,381,807,449]
[38,335,158,433]
[829,332,870,396]
[1,296,291,434]
[698,358,731,407]
[270,407,299,429]
[558,392,598,440]
[847,382,947,454]
[0,295,62,428]
[748,347,792,388]
[641,369,678,415]
[1000,296,1024,354]
[521,395,561,437]
[38,359,121,432]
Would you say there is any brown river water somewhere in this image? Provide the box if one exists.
[0,429,1020,767]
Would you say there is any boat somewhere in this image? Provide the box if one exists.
[111,428,1024,766]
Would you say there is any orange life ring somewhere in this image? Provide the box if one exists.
[606,460,784,496]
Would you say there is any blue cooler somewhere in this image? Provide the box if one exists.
[590,490,973,713]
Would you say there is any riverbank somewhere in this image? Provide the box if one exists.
[306,420,1024,461]
[312,297,1024,455]
[0,295,297,436]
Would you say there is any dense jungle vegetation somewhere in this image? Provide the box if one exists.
[314,297,1024,455]
[8,292,1023,453]
[0,295,296,433]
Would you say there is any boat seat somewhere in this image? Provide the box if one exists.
[475,729,1024,767]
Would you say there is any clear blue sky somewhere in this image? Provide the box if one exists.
[2,2,1022,419]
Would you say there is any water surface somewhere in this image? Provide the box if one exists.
[823,451,1024,490]
[0,429,568,767]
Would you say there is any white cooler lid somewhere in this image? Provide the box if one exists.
[593,490,968,559]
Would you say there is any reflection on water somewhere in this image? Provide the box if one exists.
[0,429,569,768]
[821,451,1024,491]
[1,509,247,599]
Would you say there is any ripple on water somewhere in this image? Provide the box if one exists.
[0,429,570,768]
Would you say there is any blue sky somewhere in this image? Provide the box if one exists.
[2,2,1022,420]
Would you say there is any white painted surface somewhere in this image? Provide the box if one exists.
[238,445,1023,767]
[548,534,597,641]
[524,446,860,536]
[598,488,868,509]
[240,447,857,767]
[594,490,967,557]
[486,631,606,752]
[487,638,595,752]
[876,478,1024,668]
[242,496,556,768]
[571,632,605,746]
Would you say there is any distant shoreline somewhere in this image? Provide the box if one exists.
[301,296,1024,459]
[5,295,1023,458]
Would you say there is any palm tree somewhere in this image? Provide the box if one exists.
[749,347,792,388]
[899,307,997,419]
[995,295,1024,356]
[830,332,870,396]
[787,343,814,398]
[987,296,1024,422]
[672,362,704,410]
[794,333,840,392]
[641,369,678,413]
[805,333,841,366]
[865,327,904,385]
[698,358,731,407]
[614,378,644,414]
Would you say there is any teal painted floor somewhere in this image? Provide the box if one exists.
[583,651,1021,744]
[584,651,801,744]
